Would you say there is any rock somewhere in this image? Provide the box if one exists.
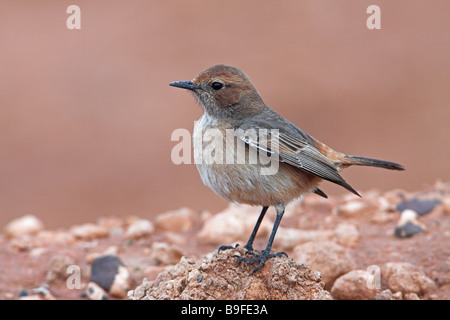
[396,197,441,216]
[154,207,196,232]
[87,255,131,299]
[274,228,333,250]
[85,281,108,300]
[70,223,109,240]
[333,200,368,217]
[395,222,423,238]
[128,246,332,300]
[4,215,44,238]
[293,241,356,289]
[442,197,450,215]
[376,196,394,212]
[333,223,360,247]
[125,219,154,239]
[9,230,75,251]
[21,284,56,300]
[381,262,437,296]
[405,293,420,300]
[375,289,403,300]
[19,294,45,300]
[33,230,75,247]
[197,204,272,245]
[331,270,380,300]
[150,241,186,265]
[46,255,76,282]
[274,223,360,250]
[394,209,425,238]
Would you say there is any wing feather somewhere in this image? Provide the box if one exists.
[236,127,360,196]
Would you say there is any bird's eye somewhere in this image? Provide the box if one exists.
[211,82,224,90]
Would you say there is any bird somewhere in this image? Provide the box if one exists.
[170,64,404,274]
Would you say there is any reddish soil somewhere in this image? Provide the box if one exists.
[1,183,448,300]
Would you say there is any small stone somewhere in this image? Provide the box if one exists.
[154,207,196,232]
[394,209,425,238]
[293,241,356,289]
[197,204,271,245]
[85,281,108,300]
[89,255,130,298]
[442,197,450,215]
[125,219,154,239]
[333,223,360,247]
[395,221,423,238]
[375,289,404,300]
[4,215,44,238]
[19,294,44,300]
[405,293,420,300]
[30,284,55,300]
[274,228,333,250]
[70,223,109,240]
[46,255,76,282]
[18,289,28,297]
[396,198,441,216]
[331,270,380,300]
[334,200,367,217]
[381,262,437,296]
[150,241,185,266]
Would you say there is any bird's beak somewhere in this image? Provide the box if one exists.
[169,80,201,91]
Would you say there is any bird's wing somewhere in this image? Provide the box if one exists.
[236,120,360,196]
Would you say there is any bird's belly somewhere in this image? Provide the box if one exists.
[195,162,317,206]
[193,115,320,205]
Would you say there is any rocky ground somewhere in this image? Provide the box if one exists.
[1,181,449,300]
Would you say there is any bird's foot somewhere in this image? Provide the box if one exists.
[217,243,240,254]
[233,249,288,274]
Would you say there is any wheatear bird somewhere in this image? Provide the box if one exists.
[170,64,404,273]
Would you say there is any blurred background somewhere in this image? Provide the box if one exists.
[0,1,448,228]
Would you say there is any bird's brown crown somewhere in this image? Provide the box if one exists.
[192,64,261,110]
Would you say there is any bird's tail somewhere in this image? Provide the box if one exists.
[343,155,405,171]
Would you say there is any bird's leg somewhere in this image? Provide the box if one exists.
[233,204,288,274]
[243,206,268,252]
[217,206,269,253]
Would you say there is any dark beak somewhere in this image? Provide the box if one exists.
[169,80,200,91]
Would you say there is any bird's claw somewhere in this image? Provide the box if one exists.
[217,243,239,254]
[233,250,288,274]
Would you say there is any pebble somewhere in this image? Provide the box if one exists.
[46,255,76,282]
[70,223,109,240]
[333,200,368,217]
[4,215,44,238]
[150,241,186,265]
[125,219,154,239]
[293,241,356,288]
[197,204,271,245]
[381,262,437,296]
[333,223,360,247]
[396,197,441,216]
[274,222,360,250]
[394,209,425,238]
[85,281,108,300]
[375,289,403,300]
[330,270,380,300]
[87,255,131,299]
[442,197,450,215]
[154,207,196,232]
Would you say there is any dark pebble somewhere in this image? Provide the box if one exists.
[395,221,423,238]
[396,198,441,216]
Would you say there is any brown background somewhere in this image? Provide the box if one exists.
[0,1,448,228]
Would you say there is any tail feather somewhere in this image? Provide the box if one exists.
[344,155,405,171]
